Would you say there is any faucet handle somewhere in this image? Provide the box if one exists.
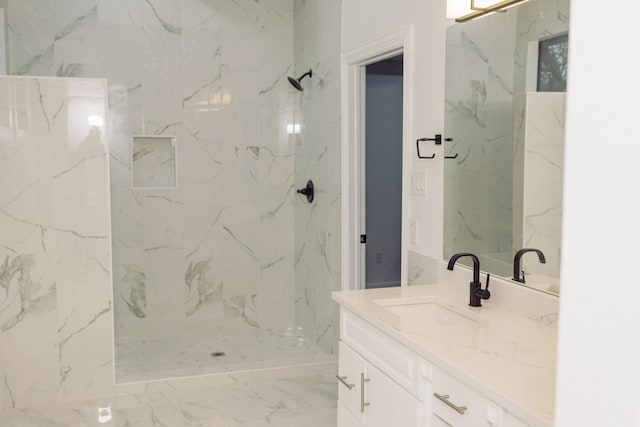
[478,274,491,300]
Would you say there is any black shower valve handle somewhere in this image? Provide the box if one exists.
[297,180,314,203]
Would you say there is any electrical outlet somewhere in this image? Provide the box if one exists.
[409,219,417,244]
[410,170,427,196]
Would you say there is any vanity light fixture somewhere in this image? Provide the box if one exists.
[448,0,531,23]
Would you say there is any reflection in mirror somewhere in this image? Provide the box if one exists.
[444,0,569,295]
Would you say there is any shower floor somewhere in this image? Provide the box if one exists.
[115,319,334,383]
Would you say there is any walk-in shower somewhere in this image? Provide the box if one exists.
[0,0,338,392]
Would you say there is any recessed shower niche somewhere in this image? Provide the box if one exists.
[132,135,177,189]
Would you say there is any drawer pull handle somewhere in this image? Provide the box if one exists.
[361,373,370,413]
[434,392,468,415]
[336,375,355,390]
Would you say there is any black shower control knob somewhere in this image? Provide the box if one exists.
[297,180,314,203]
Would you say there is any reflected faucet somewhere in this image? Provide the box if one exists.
[512,248,546,283]
[447,253,491,307]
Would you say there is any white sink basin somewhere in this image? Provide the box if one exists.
[374,296,481,325]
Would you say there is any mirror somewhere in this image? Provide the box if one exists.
[443,0,569,295]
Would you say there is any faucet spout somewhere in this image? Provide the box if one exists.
[447,252,480,283]
[512,248,546,283]
[447,253,489,307]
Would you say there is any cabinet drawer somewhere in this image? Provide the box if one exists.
[338,341,366,423]
[431,368,489,427]
[340,309,425,398]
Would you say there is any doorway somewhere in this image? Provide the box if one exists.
[362,55,404,289]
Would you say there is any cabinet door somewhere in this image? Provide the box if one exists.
[365,362,423,427]
[338,341,366,423]
[338,400,363,427]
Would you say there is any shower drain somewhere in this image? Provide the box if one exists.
[210,351,226,357]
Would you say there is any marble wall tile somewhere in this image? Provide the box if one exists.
[293,0,342,355]
[0,76,113,409]
[407,251,439,285]
[50,79,113,402]
[5,1,57,76]
[5,0,298,346]
[513,93,565,279]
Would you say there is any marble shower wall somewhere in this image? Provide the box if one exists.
[513,93,565,278]
[293,0,342,355]
[4,1,297,343]
[0,76,113,409]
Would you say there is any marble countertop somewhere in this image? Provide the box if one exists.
[332,284,557,427]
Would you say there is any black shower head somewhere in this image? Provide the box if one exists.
[288,76,303,91]
[288,69,313,92]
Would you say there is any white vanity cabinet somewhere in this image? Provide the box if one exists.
[337,307,538,427]
[337,310,424,427]
[337,342,366,424]
[366,362,423,426]
[337,342,423,427]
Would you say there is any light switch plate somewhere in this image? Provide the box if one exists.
[410,170,426,196]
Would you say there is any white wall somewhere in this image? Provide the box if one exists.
[555,0,640,425]
[342,0,448,274]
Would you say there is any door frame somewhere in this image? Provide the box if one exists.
[341,27,413,291]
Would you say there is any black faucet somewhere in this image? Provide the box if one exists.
[512,248,546,283]
[447,253,491,307]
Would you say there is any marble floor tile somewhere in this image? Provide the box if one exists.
[0,369,338,427]
[115,319,334,383]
